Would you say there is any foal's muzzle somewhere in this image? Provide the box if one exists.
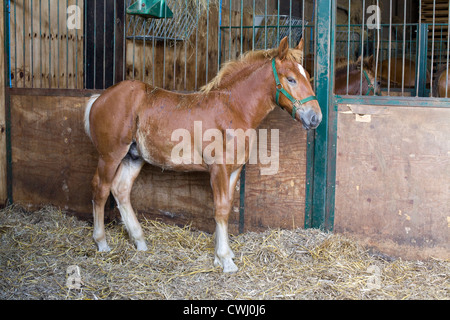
[299,108,322,130]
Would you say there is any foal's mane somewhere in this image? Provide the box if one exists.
[200,48,304,93]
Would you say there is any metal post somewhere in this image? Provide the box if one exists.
[3,0,13,203]
[416,23,428,97]
[217,0,222,72]
[305,0,337,231]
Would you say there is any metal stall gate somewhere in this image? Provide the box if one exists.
[329,0,450,258]
[218,0,450,253]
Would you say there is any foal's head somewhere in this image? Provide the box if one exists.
[273,37,322,130]
[334,55,381,96]
[356,55,381,95]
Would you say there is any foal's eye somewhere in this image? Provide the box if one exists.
[287,77,297,85]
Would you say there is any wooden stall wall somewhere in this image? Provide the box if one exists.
[10,95,97,213]
[244,108,308,232]
[9,0,84,89]
[335,104,450,260]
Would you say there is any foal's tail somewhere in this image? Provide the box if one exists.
[84,94,101,140]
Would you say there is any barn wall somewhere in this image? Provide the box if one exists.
[335,104,450,260]
[9,94,308,235]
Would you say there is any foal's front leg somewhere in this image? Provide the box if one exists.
[210,165,242,273]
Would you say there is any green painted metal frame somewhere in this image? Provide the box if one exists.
[304,0,337,231]
[416,23,428,98]
[304,2,450,232]
[335,95,450,108]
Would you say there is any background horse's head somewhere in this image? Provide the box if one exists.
[335,55,381,96]
[358,55,381,95]
[273,37,322,130]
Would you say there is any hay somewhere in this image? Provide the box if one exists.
[0,205,448,300]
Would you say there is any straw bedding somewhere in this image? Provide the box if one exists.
[0,205,448,300]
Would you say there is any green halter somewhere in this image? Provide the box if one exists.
[363,69,375,96]
[272,59,318,119]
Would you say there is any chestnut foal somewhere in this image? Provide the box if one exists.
[85,37,321,272]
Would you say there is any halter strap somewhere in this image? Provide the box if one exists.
[363,69,375,96]
[272,59,317,119]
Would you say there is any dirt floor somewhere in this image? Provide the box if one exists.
[0,205,448,300]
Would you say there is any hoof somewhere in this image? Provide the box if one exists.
[97,241,111,252]
[135,240,148,251]
[214,255,238,273]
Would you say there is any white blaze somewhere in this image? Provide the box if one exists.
[297,63,307,79]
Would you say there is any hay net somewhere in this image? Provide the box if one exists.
[126,0,206,41]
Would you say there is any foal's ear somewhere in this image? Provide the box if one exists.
[296,38,304,51]
[278,37,289,61]
[358,55,375,70]
[367,55,375,70]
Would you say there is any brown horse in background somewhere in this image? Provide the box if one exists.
[84,37,321,273]
[432,64,450,97]
[334,55,380,95]
[304,54,379,95]
[377,57,430,89]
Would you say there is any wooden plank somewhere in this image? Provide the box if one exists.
[244,107,308,232]
[335,104,450,260]
[422,17,450,23]
[11,95,97,213]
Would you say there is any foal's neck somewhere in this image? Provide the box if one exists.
[336,69,367,95]
[223,61,276,129]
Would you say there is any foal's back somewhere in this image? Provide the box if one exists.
[89,80,231,171]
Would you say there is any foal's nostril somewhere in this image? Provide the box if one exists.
[300,108,321,129]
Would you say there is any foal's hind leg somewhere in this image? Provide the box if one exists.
[111,157,147,251]
[92,157,122,252]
